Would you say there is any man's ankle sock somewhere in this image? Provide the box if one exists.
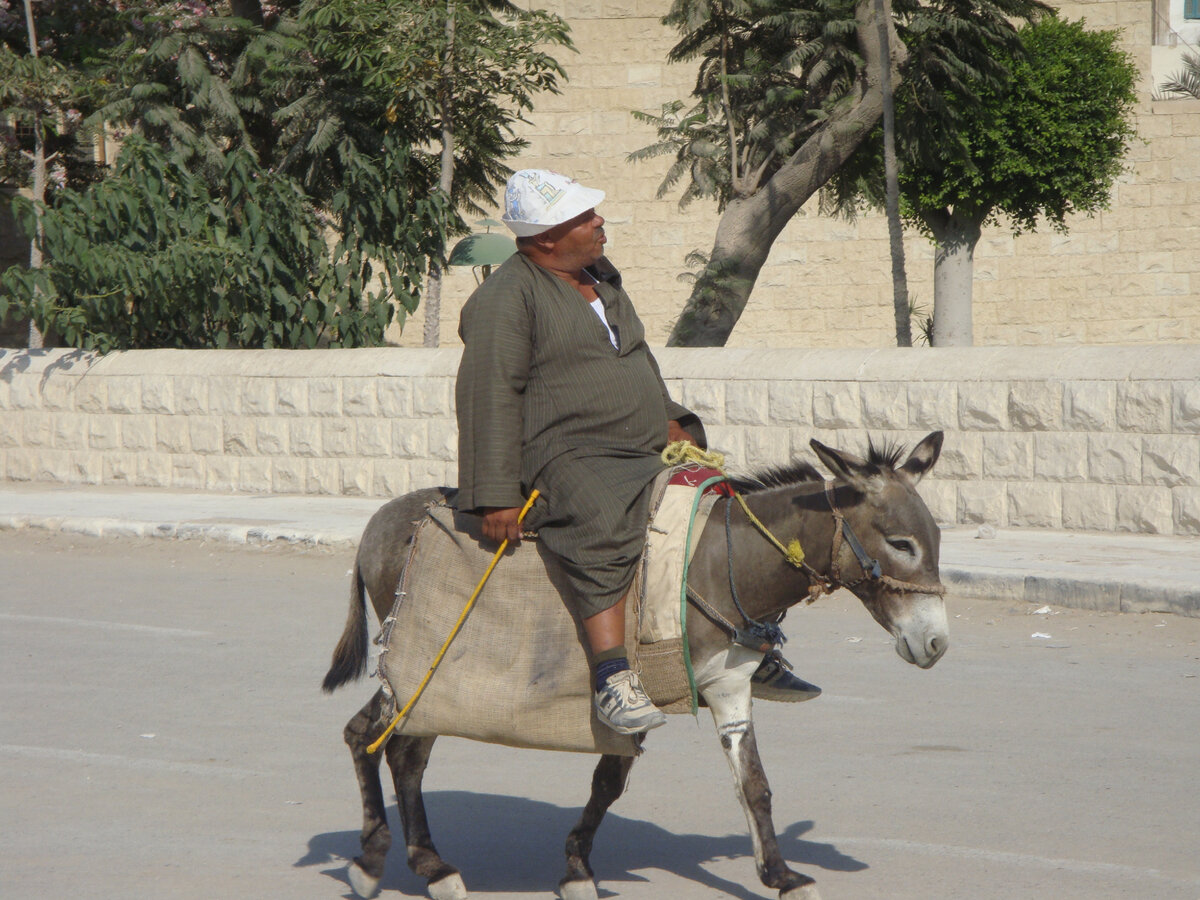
[593,647,630,692]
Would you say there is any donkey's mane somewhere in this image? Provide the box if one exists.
[865,439,907,471]
[732,437,907,493]
[731,461,823,493]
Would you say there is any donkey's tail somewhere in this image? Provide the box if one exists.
[322,561,369,693]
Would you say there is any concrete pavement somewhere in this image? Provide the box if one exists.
[1,480,1197,617]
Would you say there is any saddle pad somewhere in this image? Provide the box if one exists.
[376,469,724,755]
[629,471,723,713]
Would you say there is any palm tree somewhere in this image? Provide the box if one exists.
[1159,51,1200,100]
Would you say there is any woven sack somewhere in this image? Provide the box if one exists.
[376,470,719,756]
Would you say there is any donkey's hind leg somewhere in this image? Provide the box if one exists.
[343,688,394,899]
[558,753,637,900]
[383,734,468,900]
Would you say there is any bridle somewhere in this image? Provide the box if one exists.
[821,481,946,597]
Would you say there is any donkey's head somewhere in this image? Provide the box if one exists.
[811,431,949,669]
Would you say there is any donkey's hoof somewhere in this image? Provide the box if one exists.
[347,861,381,899]
[558,877,599,900]
[780,883,821,900]
[428,872,469,900]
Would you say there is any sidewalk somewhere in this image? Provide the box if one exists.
[2,481,1197,617]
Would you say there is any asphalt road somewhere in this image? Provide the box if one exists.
[2,530,1198,900]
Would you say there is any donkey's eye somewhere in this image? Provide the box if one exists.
[887,538,915,556]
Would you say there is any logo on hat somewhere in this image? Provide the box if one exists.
[502,169,606,237]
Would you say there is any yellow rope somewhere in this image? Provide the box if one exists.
[660,441,805,568]
[661,441,727,470]
[367,489,541,755]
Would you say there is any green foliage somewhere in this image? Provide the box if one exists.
[828,16,1138,237]
[631,0,864,209]
[0,1,571,349]
[93,1,570,223]
[89,3,302,180]
[0,0,119,190]
[0,138,446,350]
[632,0,1048,211]
[1158,51,1200,101]
[300,0,571,216]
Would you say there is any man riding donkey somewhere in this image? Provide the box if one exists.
[456,169,820,734]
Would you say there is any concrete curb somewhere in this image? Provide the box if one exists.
[0,514,360,550]
[941,566,1199,618]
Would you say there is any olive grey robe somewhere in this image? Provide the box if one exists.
[455,252,705,617]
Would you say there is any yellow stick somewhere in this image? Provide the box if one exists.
[367,489,540,755]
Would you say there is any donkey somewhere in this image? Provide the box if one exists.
[323,432,949,900]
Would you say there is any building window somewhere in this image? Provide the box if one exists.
[1187,0,1200,19]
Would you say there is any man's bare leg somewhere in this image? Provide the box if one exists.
[581,598,625,654]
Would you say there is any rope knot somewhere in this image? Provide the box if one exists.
[661,440,726,470]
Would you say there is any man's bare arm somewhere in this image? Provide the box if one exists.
[668,419,697,447]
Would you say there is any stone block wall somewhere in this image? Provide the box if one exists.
[2,346,1198,536]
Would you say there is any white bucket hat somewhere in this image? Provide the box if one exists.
[501,169,605,237]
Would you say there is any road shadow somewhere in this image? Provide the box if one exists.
[298,790,866,898]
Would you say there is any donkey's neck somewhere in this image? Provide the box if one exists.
[704,484,843,624]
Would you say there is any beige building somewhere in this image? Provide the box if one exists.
[406,0,1200,349]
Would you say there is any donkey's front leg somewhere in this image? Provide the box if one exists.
[701,649,821,900]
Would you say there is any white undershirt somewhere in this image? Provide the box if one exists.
[583,271,619,350]
[589,297,619,350]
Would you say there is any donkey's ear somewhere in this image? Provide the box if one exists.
[898,431,944,485]
[810,438,883,493]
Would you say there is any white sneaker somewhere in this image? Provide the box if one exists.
[593,669,667,734]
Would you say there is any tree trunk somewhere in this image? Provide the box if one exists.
[423,2,456,349]
[928,211,981,346]
[876,0,911,347]
[23,0,43,349]
[667,0,907,347]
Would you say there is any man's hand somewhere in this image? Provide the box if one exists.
[668,419,697,447]
[480,506,524,544]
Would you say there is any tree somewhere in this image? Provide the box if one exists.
[0,1,119,347]
[873,0,910,346]
[633,0,909,347]
[834,16,1137,344]
[0,137,445,350]
[638,0,1053,347]
[366,0,571,346]
[86,0,570,343]
[0,1,455,348]
[1158,51,1200,101]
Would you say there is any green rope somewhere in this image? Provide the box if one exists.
[679,474,729,714]
[662,440,811,713]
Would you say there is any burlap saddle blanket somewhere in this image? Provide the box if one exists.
[376,467,725,756]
